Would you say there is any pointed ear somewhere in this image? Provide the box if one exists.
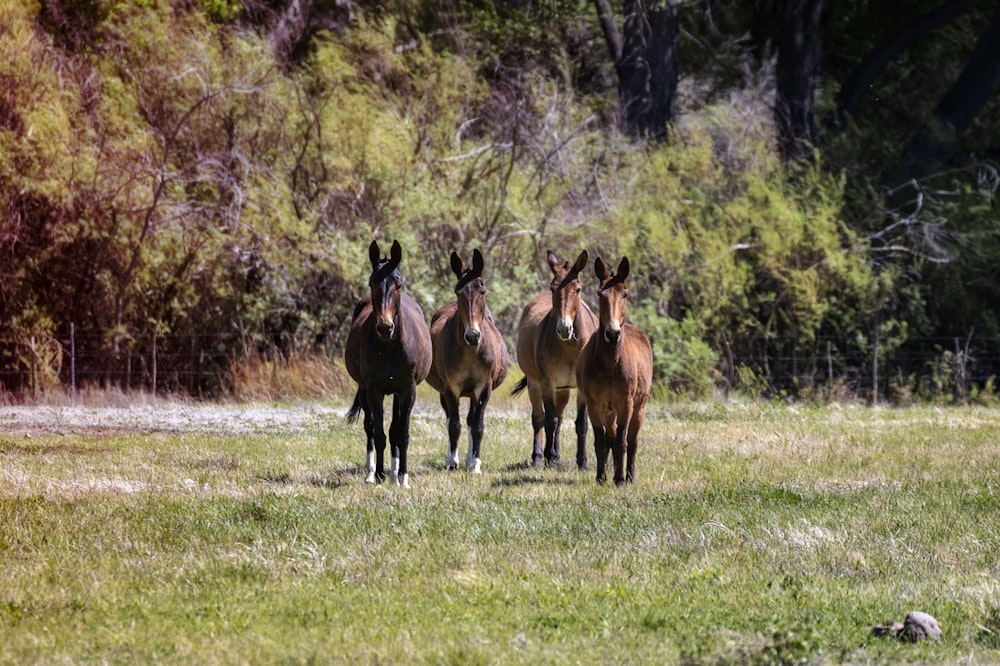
[570,249,589,277]
[617,256,630,283]
[472,248,484,277]
[390,240,402,266]
[369,240,381,269]
[594,257,607,282]
[546,250,560,273]
[450,251,464,279]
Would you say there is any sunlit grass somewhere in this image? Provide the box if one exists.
[2,401,1000,663]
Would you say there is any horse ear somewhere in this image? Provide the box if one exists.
[450,251,463,278]
[617,256,630,282]
[571,249,589,276]
[546,250,560,272]
[472,248,485,276]
[390,240,402,266]
[594,257,607,282]
[369,240,381,269]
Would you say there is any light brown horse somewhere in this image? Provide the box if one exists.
[345,240,432,488]
[576,256,653,485]
[427,249,509,473]
[513,249,598,468]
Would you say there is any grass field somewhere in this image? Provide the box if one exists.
[2,398,1000,664]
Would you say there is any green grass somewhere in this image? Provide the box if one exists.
[2,401,1000,664]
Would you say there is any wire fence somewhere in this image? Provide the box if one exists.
[2,325,998,402]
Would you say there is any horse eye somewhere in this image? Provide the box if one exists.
[624,290,630,299]
[575,286,582,293]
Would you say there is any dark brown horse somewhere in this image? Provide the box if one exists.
[427,249,509,473]
[576,256,653,485]
[345,240,432,488]
[513,250,598,468]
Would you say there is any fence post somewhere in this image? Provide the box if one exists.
[872,325,880,404]
[70,322,76,399]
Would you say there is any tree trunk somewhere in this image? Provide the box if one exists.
[775,0,825,160]
[905,5,1000,177]
[593,0,681,140]
[834,0,982,129]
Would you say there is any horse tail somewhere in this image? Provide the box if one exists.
[347,389,364,424]
[510,376,528,397]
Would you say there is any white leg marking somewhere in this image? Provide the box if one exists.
[390,456,400,479]
[397,473,410,488]
[466,431,476,471]
[446,418,459,468]
[365,450,376,484]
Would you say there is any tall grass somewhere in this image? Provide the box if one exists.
[2,401,999,663]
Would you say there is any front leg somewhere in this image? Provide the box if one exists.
[390,385,417,488]
[441,392,461,470]
[593,421,610,484]
[466,384,491,474]
[366,387,387,483]
[575,395,589,470]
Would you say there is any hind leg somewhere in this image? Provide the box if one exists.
[527,382,546,466]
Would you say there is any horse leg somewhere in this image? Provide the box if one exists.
[358,392,377,484]
[527,382,545,467]
[625,402,645,483]
[611,419,627,486]
[366,388,387,484]
[592,421,610,484]
[390,385,417,488]
[441,392,461,471]
[574,395,589,470]
[466,384,491,474]
[544,388,571,465]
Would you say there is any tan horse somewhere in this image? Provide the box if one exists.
[576,256,653,485]
[513,250,598,468]
[345,240,432,488]
[427,249,509,473]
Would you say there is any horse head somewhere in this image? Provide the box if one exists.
[547,249,589,342]
[595,256,630,345]
[451,248,487,347]
[368,239,404,342]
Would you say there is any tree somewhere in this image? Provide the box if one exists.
[904,4,1000,177]
[773,0,825,159]
[593,0,681,139]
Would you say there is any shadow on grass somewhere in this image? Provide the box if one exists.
[489,459,586,488]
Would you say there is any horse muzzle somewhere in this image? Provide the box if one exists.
[464,326,481,346]
[603,326,621,345]
[375,320,395,340]
[555,320,574,342]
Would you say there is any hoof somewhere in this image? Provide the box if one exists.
[364,471,376,484]
[531,456,544,468]
[446,464,458,472]
[396,473,410,489]
[577,460,589,471]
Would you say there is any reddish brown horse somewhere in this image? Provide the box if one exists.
[513,250,598,468]
[576,256,653,485]
[427,249,509,473]
[345,240,432,488]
